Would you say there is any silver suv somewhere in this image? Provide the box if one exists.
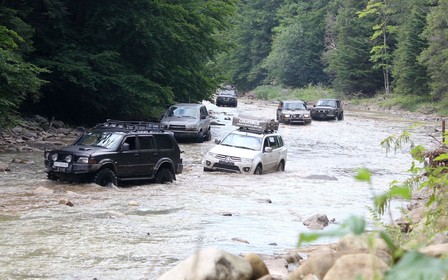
[160,103,212,143]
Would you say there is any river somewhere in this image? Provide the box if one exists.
[0,99,441,279]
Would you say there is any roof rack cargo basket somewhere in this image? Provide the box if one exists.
[95,119,162,131]
[233,115,279,133]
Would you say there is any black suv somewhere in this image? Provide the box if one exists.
[310,99,344,121]
[44,120,183,186]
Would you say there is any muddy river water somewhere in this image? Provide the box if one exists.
[0,99,442,279]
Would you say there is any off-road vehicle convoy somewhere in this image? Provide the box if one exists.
[44,120,183,186]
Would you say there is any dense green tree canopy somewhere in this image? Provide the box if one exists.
[1,0,447,125]
[2,0,236,125]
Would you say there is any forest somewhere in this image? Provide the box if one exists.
[1,0,447,126]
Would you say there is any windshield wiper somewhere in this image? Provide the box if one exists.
[233,145,254,150]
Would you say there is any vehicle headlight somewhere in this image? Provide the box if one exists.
[241,157,253,164]
[64,155,73,163]
[284,114,290,118]
[51,153,58,161]
[304,114,310,117]
[185,124,198,131]
[206,152,218,159]
[77,157,89,164]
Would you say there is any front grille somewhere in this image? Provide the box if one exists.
[169,125,186,130]
[216,154,241,162]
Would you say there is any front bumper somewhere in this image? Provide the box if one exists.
[203,156,254,174]
[170,130,199,139]
[45,160,101,175]
[282,115,312,124]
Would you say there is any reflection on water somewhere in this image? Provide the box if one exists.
[0,101,441,279]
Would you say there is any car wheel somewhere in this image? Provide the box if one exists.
[277,161,285,172]
[339,112,344,120]
[205,130,212,141]
[155,168,174,184]
[47,172,58,181]
[196,131,204,143]
[94,168,118,187]
[254,165,262,175]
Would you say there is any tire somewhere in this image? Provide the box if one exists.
[196,131,204,143]
[205,130,212,141]
[94,168,118,187]
[339,112,344,120]
[254,165,262,175]
[155,168,174,184]
[277,161,285,172]
[47,172,58,181]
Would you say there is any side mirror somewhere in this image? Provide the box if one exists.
[264,147,273,153]
[215,139,221,144]
[121,143,130,151]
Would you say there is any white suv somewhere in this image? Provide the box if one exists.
[203,116,287,174]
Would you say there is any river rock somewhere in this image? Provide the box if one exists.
[322,253,389,280]
[243,253,270,279]
[0,160,10,172]
[303,214,330,230]
[158,248,253,280]
[418,243,448,258]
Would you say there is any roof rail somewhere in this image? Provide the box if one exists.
[233,115,279,133]
[94,119,163,132]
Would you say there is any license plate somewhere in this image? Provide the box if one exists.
[219,160,234,166]
[53,161,69,168]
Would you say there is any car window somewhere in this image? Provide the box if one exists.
[154,134,174,149]
[124,136,137,150]
[221,133,262,151]
[284,102,306,110]
[167,106,199,118]
[267,136,279,149]
[139,136,156,150]
[77,131,123,149]
[277,136,284,147]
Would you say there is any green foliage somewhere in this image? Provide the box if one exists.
[264,0,329,87]
[386,251,448,280]
[323,0,383,96]
[3,0,237,124]
[392,0,430,97]
[419,0,448,101]
[252,84,338,102]
[0,6,48,126]
[223,0,284,92]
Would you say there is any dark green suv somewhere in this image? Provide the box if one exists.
[44,120,183,186]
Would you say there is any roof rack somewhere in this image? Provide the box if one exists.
[232,115,279,133]
[94,119,163,132]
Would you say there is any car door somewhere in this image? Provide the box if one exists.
[115,135,141,177]
[262,136,279,172]
[137,135,157,177]
[199,105,211,133]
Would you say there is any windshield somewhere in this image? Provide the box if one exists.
[221,133,262,151]
[283,102,306,110]
[316,100,336,107]
[75,131,124,149]
[166,106,199,118]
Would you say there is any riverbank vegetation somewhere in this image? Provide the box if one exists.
[1,0,447,128]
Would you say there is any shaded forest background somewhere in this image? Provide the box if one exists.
[1,0,447,126]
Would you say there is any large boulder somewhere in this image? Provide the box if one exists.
[158,248,253,280]
[323,253,389,280]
